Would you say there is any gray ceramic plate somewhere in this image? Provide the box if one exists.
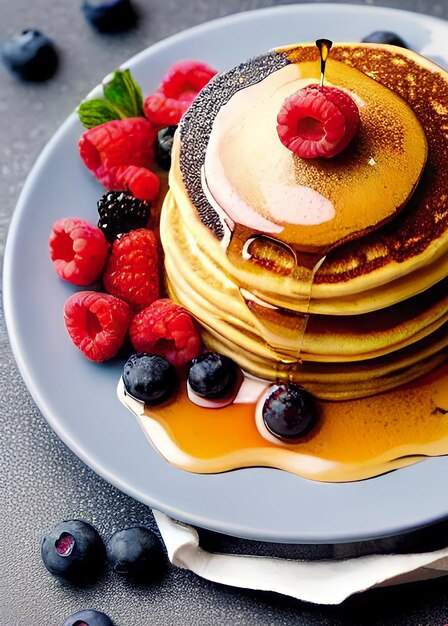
[4,4,448,544]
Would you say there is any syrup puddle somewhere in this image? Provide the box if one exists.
[118,362,448,483]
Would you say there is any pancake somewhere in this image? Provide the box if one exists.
[161,42,448,399]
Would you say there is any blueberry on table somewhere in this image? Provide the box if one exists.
[187,352,239,399]
[123,353,176,404]
[361,31,408,48]
[1,29,58,81]
[41,520,105,583]
[262,384,318,441]
[155,125,178,171]
[62,609,115,626]
[106,526,166,582]
[82,0,138,33]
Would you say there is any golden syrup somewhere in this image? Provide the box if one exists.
[316,38,333,86]
[120,361,448,482]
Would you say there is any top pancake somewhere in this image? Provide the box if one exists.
[178,43,448,307]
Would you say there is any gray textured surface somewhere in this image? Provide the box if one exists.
[2,1,448,625]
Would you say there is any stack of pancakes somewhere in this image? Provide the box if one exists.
[161,43,448,400]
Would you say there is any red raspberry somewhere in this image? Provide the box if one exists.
[143,92,190,128]
[64,291,133,362]
[103,228,160,310]
[159,60,217,100]
[78,117,159,201]
[277,84,360,159]
[144,60,217,127]
[49,217,109,286]
[130,298,202,367]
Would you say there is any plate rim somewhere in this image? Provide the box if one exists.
[4,2,448,544]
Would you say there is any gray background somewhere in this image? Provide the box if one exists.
[1,1,448,624]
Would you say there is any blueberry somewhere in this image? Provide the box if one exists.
[188,352,239,399]
[361,31,408,48]
[41,520,105,583]
[82,0,138,33]
[106,526,166,582]
[262,384,317,440]
[155,126,177,171]
[1,29,58,81]
[61,609,114,626]
[123,353,176,404]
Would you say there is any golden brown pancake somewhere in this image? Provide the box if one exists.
[161,42,448,399]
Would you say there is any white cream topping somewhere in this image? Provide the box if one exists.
[203,64,335,231]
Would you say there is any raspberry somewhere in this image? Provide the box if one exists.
[49,217,109,286]
[143,92,189,128]
[64,291,133,361]
[143,60,217,128]
[78,117,159,201]
[97,190,151,242]
[130,298,202,367]
[103,228,160,310]
[276,84,360,159]
[159,60,217,100]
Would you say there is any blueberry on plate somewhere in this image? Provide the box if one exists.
[123,353,176,404]
[155,125,178,171]
[262,384,317,440]
[61,609,114,626]
[106,526,166,582]
[1,29,58,81]
[41,520,105,583]
[361,31,408,48]
[82,0,138,33]
[187,352,239,399]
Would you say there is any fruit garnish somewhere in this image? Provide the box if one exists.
[1,29,58,82]
[123,353,176,403]
[64,291,133,362]
[155,125,178,171]
[130,298,202,367]
[106,526,166,582]
[361,31,408,48]
[49,217,109,286]
[143,60,217,127]
[276,84,361,159]
[103,228,160,310]
[78,69,144,129]
[187,352,239,400]
[97,190,151,242]
[261,384,317,440]
[78,117,159,201]
[62,609,115,626]
[82,0,137,33]
[41,520,105,583]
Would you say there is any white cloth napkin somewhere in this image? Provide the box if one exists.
[153,510,448,605]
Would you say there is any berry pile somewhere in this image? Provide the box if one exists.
[77,61,217,201]
[41,518,166,625]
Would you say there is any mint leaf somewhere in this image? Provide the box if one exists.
[77,98,124,129]
[103,69,144,118]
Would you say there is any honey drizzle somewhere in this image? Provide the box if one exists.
[316,38,333,86]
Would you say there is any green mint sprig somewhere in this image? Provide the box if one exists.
[77,68,144,129]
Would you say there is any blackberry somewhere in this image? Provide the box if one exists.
[97,191,150,242]
[155,125,177,171]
